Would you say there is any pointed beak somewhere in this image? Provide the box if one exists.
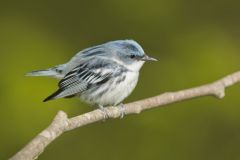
[141,55,158,61]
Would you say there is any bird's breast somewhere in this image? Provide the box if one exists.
[103,71,139,105]
[80,71,139,106]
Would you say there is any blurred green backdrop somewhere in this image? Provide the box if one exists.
[1,0,240,159]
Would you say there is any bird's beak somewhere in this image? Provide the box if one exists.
[141,55,158,61]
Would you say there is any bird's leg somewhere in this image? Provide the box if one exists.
[97,105,109,120]
[118,103,126,119]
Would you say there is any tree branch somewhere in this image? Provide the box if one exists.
[10,71,240,160]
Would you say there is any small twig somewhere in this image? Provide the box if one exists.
[10,71,240,160]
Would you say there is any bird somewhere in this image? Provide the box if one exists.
[26,40,157,118]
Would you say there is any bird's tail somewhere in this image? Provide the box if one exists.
[26,64,66,79]
[26,69,57,77]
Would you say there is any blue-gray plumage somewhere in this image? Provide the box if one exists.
[27,40,157,117]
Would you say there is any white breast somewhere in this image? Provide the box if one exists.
[106,71,139,105]
[81,71,139,106]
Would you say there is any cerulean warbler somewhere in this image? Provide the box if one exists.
[27,40,157,117]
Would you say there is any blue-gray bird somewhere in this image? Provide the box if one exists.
[27,40,157,117]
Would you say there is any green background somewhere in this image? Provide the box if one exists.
[1,0,240,159]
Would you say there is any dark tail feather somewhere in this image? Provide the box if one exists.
[43,89,63,102]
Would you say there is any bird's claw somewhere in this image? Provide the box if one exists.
[118,103,126,119]
[98,104,126,120]
[98,105,109,120]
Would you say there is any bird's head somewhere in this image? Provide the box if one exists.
[106,40,157,71]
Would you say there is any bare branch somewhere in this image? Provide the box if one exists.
[10,71,240,160]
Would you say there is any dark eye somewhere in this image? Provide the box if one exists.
[130,55,136,58]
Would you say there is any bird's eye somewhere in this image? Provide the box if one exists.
[130,55,136,59]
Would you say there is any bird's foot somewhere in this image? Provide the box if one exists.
[98,105,109,120]
[118,103,126,119]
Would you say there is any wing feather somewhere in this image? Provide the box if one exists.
[43,57,122,101]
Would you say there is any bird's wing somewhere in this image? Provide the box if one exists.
[43,58,122,102]
[66,45,106,70]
